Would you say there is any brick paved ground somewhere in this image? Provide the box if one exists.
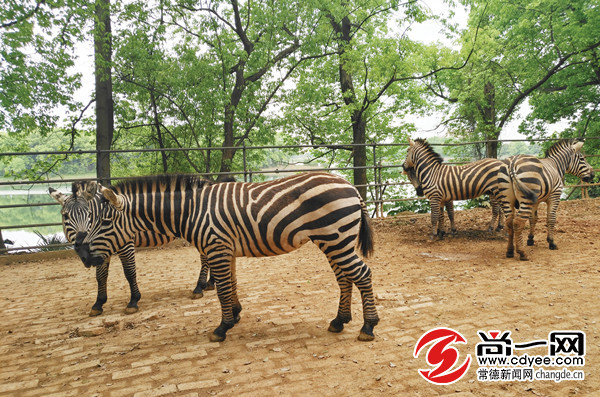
[1,199,599,396]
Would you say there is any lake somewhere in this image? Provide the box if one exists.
[0,189,67,253]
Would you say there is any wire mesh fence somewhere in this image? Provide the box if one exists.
[1,138,598,254]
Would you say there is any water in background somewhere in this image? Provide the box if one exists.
[1,188,67,253]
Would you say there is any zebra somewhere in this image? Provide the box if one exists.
[404,166,457,232]
[49,183,214,316]
[72,172,379,342]
[497,138,595,260]
[402,138,505,239]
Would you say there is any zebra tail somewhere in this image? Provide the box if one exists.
[358,200,375,258]
[509,156,539,205]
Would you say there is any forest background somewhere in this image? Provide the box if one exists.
[1,0,599,246]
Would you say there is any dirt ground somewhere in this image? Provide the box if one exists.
[1,198,599,396]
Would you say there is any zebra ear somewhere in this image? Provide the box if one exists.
[100,185,125,211]
[409,139,415,147]
[49,188,67,206]
[82,181,99,201]
[572,140,584,152]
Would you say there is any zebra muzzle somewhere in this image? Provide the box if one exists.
[74,243,104,268]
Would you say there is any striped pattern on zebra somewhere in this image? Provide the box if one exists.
[49,184,214,316]
[402,138,505,239]
[497,138,595,260]
[73,172,379,342]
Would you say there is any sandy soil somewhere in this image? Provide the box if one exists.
[0,198,598,396]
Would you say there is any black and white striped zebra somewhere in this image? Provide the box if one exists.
[50,183,214,316]
[497,138,595,260]
[73,172,379,342]
[402,139,505,239]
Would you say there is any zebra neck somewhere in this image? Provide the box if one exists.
[415,161,443,184]
[541,155,567,178]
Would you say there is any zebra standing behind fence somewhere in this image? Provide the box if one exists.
[50,184,214,316]
[402,139,505,239]
[72,172,379,342]
[497,138,595,261]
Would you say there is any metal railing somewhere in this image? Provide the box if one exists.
[1,138,599,254]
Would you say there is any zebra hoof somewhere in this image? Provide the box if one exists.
[89,308,103,317]
[506,250,514,258]
[124,306,139,315]
[328,316,351,333]
[209,332,226,342]
[191,291,204,300]
[549,243,558,250]
[519,254,529,261]
[205,284,215,291]
[527,237,534,246]
[357,324,375,341]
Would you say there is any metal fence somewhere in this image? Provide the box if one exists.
[1,138,599,254]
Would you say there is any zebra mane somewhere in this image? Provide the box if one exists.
[544,138,583,158]
[414,138,444,164]
[109,174,216,194]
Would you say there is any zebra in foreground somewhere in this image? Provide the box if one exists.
[497,138,595,261]
[50,184,214,316]
[73,172,379,342]
[402,138,505,239]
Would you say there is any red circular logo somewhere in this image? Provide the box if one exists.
[413,327,472,385]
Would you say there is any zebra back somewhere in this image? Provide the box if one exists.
[403,139,504,201]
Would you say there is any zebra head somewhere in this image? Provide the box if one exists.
[49,183,96,245]
[74,183,132,268]
[403,166,424,196]
[403,138,443,174]
[547,139,595,183]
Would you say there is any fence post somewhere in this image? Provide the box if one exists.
[372,144,379,217]
[243,142,248,182]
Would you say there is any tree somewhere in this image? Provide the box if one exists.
[430,0,600,158]
[280,0,442,200]
[1,1,86,138]
[94,0,114,184]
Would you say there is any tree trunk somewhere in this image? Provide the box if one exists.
[335,15,368,200]
[218,66,246,181]
[482,81,499,158]
[352,113,368,201]
[150,90,168,173]
[94,0,114,185]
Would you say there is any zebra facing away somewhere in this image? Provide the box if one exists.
[49,184,214,316]
[402,139,505,239]
[497,139,595,261]
[73,172,379,342]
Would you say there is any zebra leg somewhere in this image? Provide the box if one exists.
[430,199,442,240]
[206,249,237,342]
[546,195,561,250]
[445,201,456,235]
[192,255,213,299]
[505,213,515,258]
[489,196,503,232]
[527,208,539,246]
[90,259,110,316]
[513,216,529,261]
[117,244,142,314]
[322,247,379,341]
[230,257,242,324]
[327,264,353,333]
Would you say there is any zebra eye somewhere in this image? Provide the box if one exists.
[62,213,70,220]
